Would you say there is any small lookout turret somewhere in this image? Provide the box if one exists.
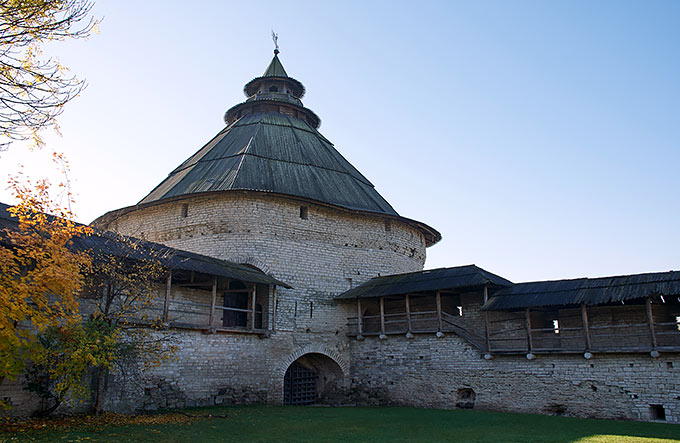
[226,51,318,128]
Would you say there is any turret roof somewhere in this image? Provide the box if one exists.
[262,54,288,77]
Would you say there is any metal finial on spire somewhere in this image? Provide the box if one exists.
[272,30,280,55]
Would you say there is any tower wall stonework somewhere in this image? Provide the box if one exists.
[348,335,680,422]
[95,192,427,411]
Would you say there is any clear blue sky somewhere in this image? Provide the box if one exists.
[1,0,679,282]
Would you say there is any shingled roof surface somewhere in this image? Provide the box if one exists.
[336,265,513,300]
[483,271,680,310]
[139,111,399,215]
[262,54,288,77]
[0,203,290,288]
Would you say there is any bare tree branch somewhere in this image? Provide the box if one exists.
[0,0,97,149]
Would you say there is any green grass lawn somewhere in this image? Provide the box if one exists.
[2,405,680,443]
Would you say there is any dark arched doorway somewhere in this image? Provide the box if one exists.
[283,353,343,405]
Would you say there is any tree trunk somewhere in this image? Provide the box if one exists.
[33,398,61,417]
[93,367,108,414]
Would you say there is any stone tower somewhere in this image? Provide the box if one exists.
[94,51,440,408]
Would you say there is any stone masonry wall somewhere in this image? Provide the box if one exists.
[349,333,680,423]
[103,330,352,412]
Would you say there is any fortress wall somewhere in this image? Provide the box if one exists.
[348,334,680,423]
[102,330,351,412]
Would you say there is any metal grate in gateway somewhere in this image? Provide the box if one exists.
[284,362,318,405]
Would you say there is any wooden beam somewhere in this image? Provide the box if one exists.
[208,277,217,328]
[646,296,658,349]
[581,303,591,351]
[163,272,172,322]
[405,294,412,333]
[436,290,443,332]
[525,307,533,353]
[250,284,257,330]
[357,298,363,337]
[271,285,277,332]
[379,296,386,336]
[222,288,256,293]
[175,282,214,288]
[483,286,491,352]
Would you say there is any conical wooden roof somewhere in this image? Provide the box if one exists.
[136,54,441,245]
[140,111,398,215]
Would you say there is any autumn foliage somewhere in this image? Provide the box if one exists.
[1,153,177,415]
[0,153,91,383]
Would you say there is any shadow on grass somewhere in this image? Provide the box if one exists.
[2,405,679,442]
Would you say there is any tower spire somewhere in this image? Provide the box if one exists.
[272,30,280,55]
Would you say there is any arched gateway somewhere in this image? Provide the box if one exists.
[283,353,344,405]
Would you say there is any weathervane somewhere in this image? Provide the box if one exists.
[272,30,280,55]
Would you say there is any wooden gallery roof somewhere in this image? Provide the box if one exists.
[336,264,680,313]
[335,265,513,300]
[0,202,290,288]
[483,271,680,310]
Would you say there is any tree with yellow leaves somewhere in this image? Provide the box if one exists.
[2,154,176,415]
[0,153,91,390]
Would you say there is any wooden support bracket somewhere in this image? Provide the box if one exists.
[483,286,491,352]
[208,278,217,328]
[646,296,658,350]
[581,303,592,351]
[525,307,533,353]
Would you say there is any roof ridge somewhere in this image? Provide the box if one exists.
[368,264,480,279]
[501,278,680,295]
[230,130,259,186]
[512,270,680,287]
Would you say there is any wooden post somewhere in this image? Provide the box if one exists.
[379,296,386,336]
[163,272,172,322]
[581,303,592,351]
[525,307,533,353]
[405,294,412,333]
[208,278,217,329]
[271,285,277,332]
[646,296,658,349]
[357,298,363,337]
[250,284,257,329]
[436,290,443,332]
[483,286,491,352]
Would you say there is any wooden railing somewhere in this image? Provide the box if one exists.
[347,294,680,356]
[154,274,271,335]
[486,301,680,355]
[346,306,487,350]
